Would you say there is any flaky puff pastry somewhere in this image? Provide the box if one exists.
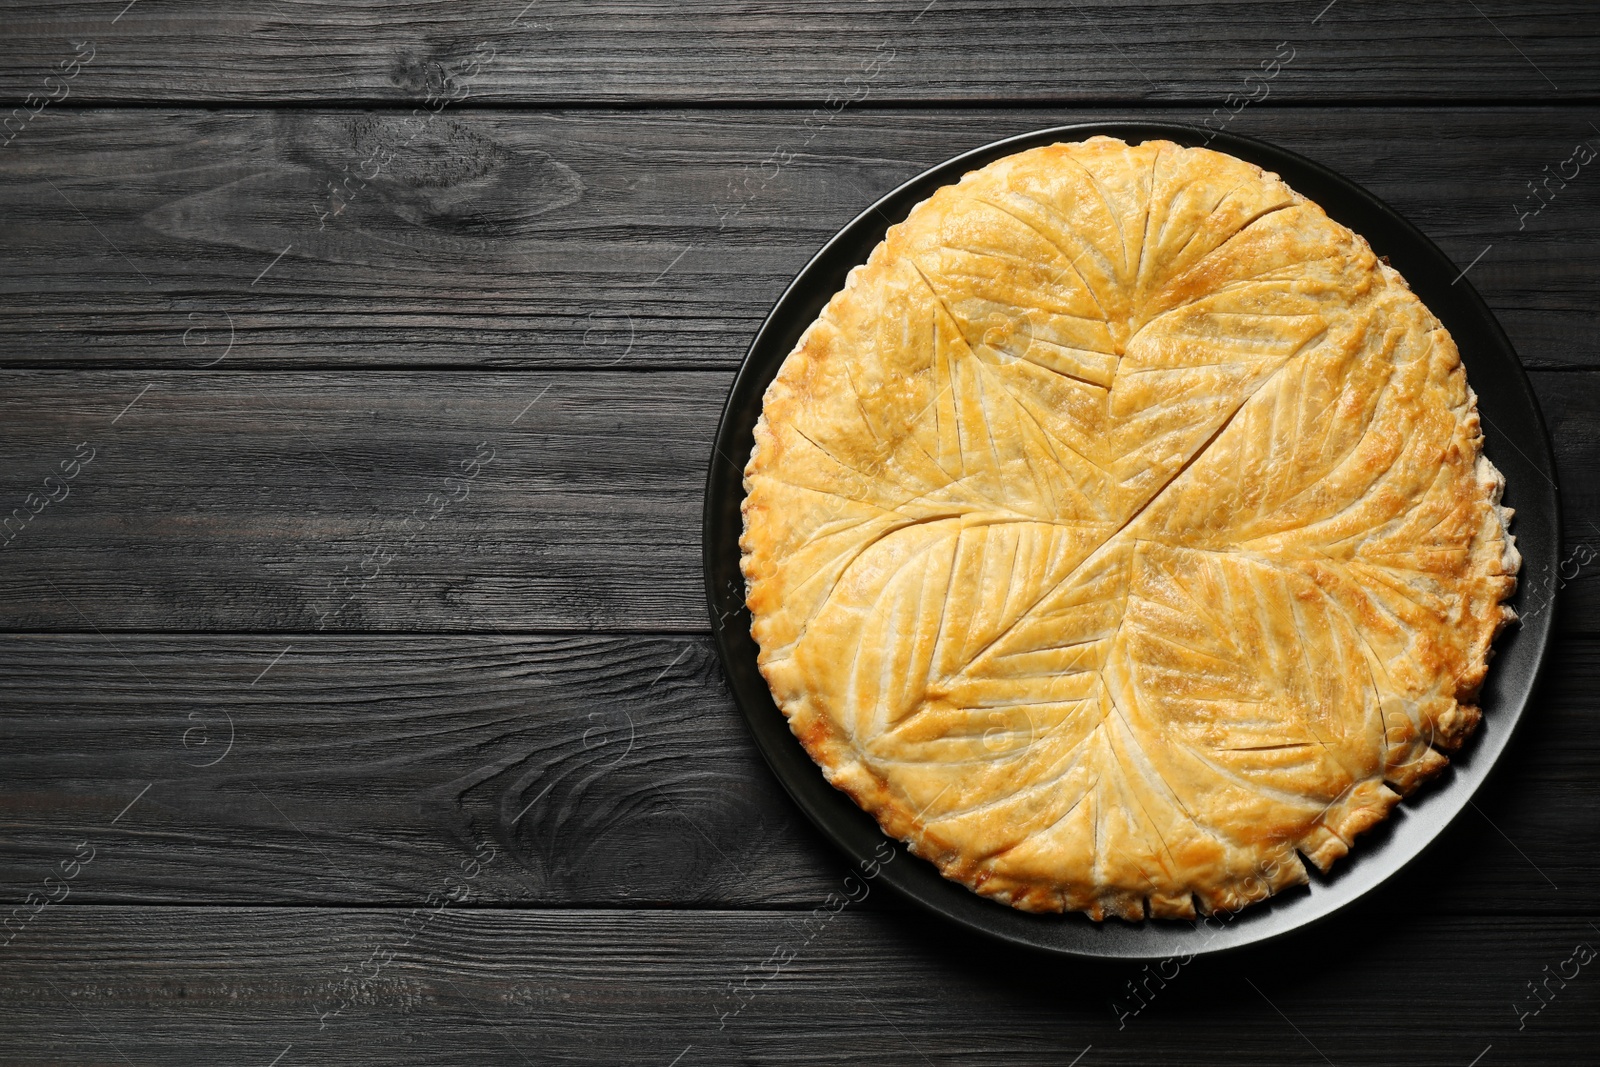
[740,136,1519,921]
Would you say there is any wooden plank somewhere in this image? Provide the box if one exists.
[0,634,840,907]
[0,368,1593,632]
[2,2,1598,104]
[0,369,713,631]
[0,107,1597,371]
[0,907,1595,1065]
[0,633,1591,912]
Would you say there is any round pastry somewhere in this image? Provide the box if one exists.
[739,136,1519,920]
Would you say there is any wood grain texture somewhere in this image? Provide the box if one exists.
[0,634,837,906]
[1,107,1598,371]
[0,633,1588,913]
[0,369,712,632]
[2,907,1598,1066]
[2,1,1599,104]
[0,368,1591,632]
[1,5,1597,1059]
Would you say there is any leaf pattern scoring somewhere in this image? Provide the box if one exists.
[740,137,1520,920]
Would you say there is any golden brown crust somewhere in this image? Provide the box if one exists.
[740,136,1519,920]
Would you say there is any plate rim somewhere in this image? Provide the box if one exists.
[702,120,1560,960]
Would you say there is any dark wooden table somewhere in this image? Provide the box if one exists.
[2,3,1599,1064]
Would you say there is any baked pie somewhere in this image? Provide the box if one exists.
[739,136,1519,920]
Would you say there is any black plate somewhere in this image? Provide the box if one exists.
[703,121,1559,959]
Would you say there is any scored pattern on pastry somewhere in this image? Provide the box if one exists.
[739,137,1520,921]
